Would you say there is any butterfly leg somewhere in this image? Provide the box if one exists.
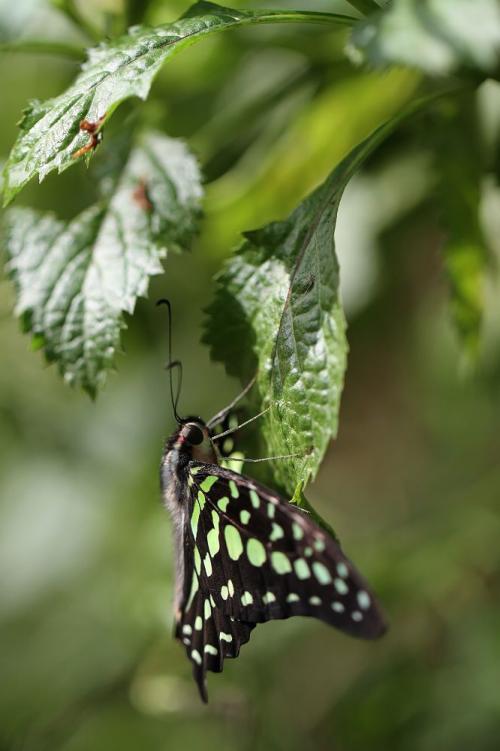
[207,373,257,428]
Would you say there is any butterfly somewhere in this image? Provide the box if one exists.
[160,402,387,702]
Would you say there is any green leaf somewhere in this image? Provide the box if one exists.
[3,131,202,395]
[432,98,489,360]
[2,1,355,205]
[348,0,500,76]
[204,120,395,495]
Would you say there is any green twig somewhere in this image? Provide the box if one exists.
[52,0,101,42]
[0,39,85,61]
[252,10,358,27]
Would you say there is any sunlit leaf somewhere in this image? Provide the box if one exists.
[3,131,202,395]
[2,1,354,205]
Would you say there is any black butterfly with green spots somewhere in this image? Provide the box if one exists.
[160,415,387,702]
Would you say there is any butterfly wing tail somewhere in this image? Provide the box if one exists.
[177,587,255,702]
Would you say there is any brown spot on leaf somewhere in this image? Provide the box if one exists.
[133,179,153,212]
[72,114,106,159]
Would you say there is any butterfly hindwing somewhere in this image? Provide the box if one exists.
[185,462,386,645]
[176,577,254,701]
[208,408,248,458]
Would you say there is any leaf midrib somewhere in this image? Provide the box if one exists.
[27,8,357,131]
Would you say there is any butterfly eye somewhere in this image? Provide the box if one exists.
[185,424,204,445]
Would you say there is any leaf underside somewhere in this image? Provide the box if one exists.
[204,121,396,495]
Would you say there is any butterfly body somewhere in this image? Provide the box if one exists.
[160,417,387,702]
[161,420,216,620]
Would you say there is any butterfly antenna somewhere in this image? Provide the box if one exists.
[157,299,183,423]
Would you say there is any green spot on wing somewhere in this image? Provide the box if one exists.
[357,590,371,609]
[229,480,239,498]
[314,536,326,552]
[334,578,349,595]
[249,489,260,508]
[294,558,311,580]
[312,561,332,585]
[207,528,219,557]
[191,649,202,665]
[337,562,348,578]
[270,522,284,541]
[200,475,218,492]
[186,573,199,610]
[204,552,213,577]
[224,524,243,561]
[191,503,200,537]
[211,510,220,531]
[217,496,230,512]
[247,538,266,567]
[241,591,254,606]
[271,551,292,574]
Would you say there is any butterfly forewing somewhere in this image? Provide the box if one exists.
[177,461,386,697]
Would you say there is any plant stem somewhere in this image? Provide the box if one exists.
[0,39,85,60]
[345,0,381,15]
[252,10,358,27]
[54,0,101,42]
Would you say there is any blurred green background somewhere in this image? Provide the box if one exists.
[2,1,500,749]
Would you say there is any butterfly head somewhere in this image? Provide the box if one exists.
[175,417,216,463]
